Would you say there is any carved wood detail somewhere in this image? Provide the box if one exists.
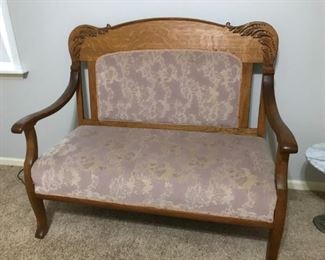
[226,22,278,73]
[69,24,111,71]
[68,20,278,73]
[68,18,279,73]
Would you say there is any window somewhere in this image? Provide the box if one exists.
[0,0,27,76]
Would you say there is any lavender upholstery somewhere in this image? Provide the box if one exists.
[96,50,242,127]
[32,125,276,223]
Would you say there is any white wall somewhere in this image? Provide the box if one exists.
[1,0,325,183]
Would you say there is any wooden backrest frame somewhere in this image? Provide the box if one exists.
[68,18,278,135]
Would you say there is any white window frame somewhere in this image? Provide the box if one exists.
[0,0,27,76]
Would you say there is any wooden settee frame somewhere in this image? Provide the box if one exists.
[12,18,298,260]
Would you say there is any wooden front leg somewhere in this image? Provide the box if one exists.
[23,127,48,238]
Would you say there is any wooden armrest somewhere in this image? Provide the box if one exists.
[11,71,79,134]
[262,74,298,154]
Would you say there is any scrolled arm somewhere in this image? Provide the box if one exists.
[11,71,79,134]
[262,74,298,154]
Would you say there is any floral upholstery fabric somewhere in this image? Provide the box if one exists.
[32,126,276,223]
[96,50,242,127]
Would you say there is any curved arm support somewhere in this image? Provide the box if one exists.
[275,149,289,191]
[24,127,38,168]
[11,71,79,134]
[262,74,298,154]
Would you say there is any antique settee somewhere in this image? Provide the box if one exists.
[12,18,297,260]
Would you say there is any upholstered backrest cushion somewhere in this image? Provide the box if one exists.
[96,50,242,127]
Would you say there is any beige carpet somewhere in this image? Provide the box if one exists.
[1,165,325,260]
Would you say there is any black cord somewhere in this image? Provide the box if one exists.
[17,168,25,184]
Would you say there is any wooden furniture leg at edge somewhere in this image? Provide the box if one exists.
[266,190,287,260]
[24,128,48,239]
[266,151,289,260]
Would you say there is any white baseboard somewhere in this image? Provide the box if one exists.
[0,157,324,191]
[0,157,24,166]
[288,180,325,192]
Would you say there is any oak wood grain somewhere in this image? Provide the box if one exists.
[69,18,278,73]
[238,63,253,128]
[82,119,258,135]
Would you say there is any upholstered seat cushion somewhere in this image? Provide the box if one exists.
[32,126,276,223]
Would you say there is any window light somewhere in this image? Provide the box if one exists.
[0,0,27,77]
